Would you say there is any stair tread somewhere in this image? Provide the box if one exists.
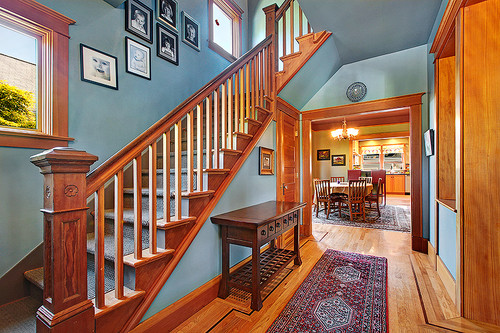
[157,216,197,229]
[219,148,243,154]
[123,248,175,267]
[280,51,302,62]
[246,117,263,125]
[86,225,149,260]
[24,267,43,289]
[233,131,253,138]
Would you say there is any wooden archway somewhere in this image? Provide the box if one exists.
[301,93,427,253]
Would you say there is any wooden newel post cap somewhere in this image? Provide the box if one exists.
[30,147,98,174]
[263,4,278,14]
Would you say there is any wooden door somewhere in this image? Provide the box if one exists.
[276,98,300,247]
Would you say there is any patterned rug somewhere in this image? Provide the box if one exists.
[313,204,411,233]
[267,249,388,333]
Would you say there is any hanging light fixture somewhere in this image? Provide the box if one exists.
[331,118,359,140]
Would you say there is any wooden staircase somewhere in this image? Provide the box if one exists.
[21,1,325,332]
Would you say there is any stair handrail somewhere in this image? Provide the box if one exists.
[276,0,293,19]
[86,35,272,196]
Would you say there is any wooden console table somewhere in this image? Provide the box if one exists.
[211,200,305,310]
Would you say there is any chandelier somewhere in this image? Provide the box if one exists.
[331,118,359,140]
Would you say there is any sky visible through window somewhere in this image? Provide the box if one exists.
[213,3,232,55]
[0,24,37,64]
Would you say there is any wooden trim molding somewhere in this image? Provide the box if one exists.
[437,255,456,304]
[355,131,409,141]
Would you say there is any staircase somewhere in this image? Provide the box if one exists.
[0,1,329,332]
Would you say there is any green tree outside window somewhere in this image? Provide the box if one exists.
[0,81,36,129]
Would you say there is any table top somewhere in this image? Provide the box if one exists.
[330,182,373,194]
[211,200,306,229]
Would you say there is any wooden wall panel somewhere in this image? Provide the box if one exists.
[462,0,500,325]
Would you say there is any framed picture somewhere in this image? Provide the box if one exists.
[259,147,275,175]
[332,154,346,166]
[125,37,151,79]
[157,23,178,65]
[181,11,200,51]
[317,149,330,161]
[80,44,118,90]
[424,129,435,156]
[125,0,153,43]
[156,0,178,31]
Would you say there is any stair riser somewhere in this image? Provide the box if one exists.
[246,121,260,136]
[203,173,227,191]
[220,153,239,169]
[157,222,194,251]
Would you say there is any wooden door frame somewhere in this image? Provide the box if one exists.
[301,93,427,253]
[276,97,301,202]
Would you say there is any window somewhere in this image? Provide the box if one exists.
[208,0,243,62]
[0,0,74,149]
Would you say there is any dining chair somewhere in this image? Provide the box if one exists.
[312,178,319,212]
[340,179,367,221]
[314,179,330,217]
[371,170,386,206]
[365,177,382,217]
[330,176,345,183]
[359,176,373,184]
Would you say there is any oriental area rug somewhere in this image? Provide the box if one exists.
[313,204,411,233]
[267,249,388,333]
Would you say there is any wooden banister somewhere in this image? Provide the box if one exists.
[276,0,293,19]
[86,36,271,196]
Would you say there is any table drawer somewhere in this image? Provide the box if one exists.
[275,218,283,233]
[282,214,291,229]
[258,225,268,241]
[267,220,276,236]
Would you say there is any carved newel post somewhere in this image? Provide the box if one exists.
[31,147,98,333]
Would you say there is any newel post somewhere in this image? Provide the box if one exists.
[263,4,278,99]
[31,147,98,333]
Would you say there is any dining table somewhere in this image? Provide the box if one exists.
[330,181,373,196]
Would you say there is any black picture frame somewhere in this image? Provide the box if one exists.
[424,129,435,156]
[156,0,178,31]
[157,23,178,65]
[181,11,200,51]
[332,154,346,166]
[80,44,118,90]
[317,149,330,161]
[125,37,151,80]
[125,0,153,43]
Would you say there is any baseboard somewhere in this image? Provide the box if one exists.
[131,246,268,332]
[427,241,437,269]
[436,255,456,304]
[412,236,428,253]
[0,243,43,306]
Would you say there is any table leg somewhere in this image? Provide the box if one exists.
[251,238,263,311]
[218,226,230,299]
[294,213,302,266]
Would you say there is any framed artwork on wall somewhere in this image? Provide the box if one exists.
[317,149,330,161]
[424,129,434,156]
[80,44,118,90]
[125,0,153,43]
[157,23,178,65]
[156,0,178,31]
[332,154,346,166]
[181,11,200,51]
[259,147,274,175]
[125,37,151,79]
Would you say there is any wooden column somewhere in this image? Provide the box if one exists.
[30,147,97,333]
[263,4,278,98]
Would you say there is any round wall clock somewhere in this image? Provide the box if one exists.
[346,82,367,102]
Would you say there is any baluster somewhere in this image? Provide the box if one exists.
[196,103,203,191]
[252,55,257,112]
[213,89,220,168]
[148,142,157,253]
[290,0,294,53]
[221,82,227,149]
[133,156,142,259]
[114,170,124,299]
[299,7,303,37]
[260,50,264,106]
[234,73,239,133]
[187,110,194,192]
[227,78,233,149]
[245,63,250,118]
[206,95,213,169]
[239,68,244,126]
[162,131,170,222]
[174,120,182,219]
[95,186,105,308]
[282,13,286,56]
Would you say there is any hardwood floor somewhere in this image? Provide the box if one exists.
[386,194,411,207]
[171,224,474,333]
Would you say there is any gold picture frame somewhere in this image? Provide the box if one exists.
[259,147,274,175]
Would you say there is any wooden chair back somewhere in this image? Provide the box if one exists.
[330,176,345,183]
[348,179,367,202]
[347,169,361,181]
[314,179,330,201]
[359,176,373,184]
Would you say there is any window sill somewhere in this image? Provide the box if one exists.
[208,40,237,62]
[436,198,457,213]
[0,129,74,149]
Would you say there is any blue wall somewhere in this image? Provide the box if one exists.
[0,0,250,277]
[143,121,276,320]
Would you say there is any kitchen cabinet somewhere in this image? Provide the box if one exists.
[386,174,405,194]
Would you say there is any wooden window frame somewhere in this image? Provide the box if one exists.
[0,0,74,149]
[208,0,243,62]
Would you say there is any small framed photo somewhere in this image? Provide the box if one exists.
[424,129,435,156]
[332,154,346,166]
[157,0,178,31]
[181,11,200,51]
[317,149,330,161]
[126,0,153,43]
[259,147,275,175]
[157,23,178,65]
[125,37,151,80]
[80,44,118,90]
